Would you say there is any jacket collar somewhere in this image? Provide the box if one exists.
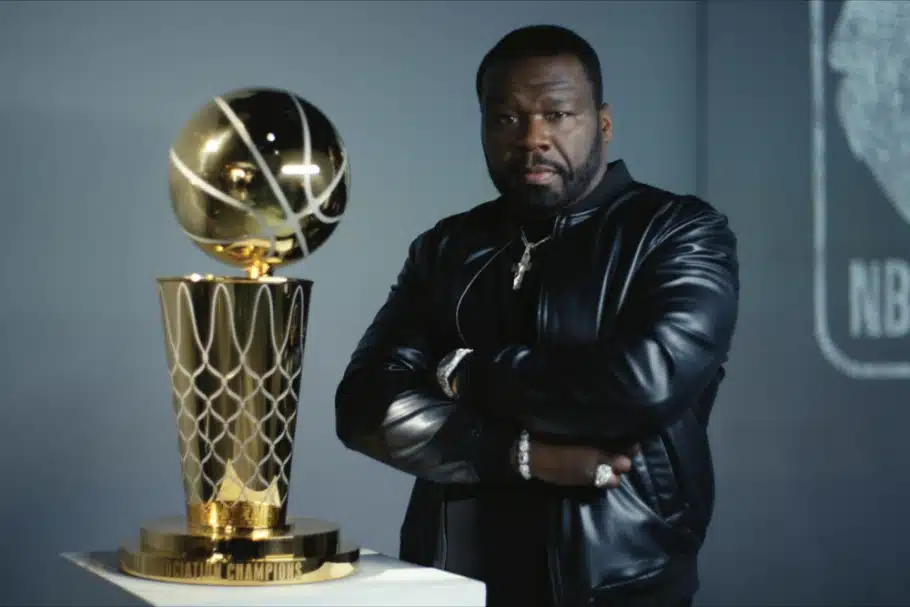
[565,159,635,217]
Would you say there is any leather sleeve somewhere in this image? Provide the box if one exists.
[334,225,523,485]
[460,199,739,442]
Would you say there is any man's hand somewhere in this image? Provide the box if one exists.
[451,357,637,488]
[514,439,639,488]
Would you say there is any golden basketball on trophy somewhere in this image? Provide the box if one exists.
[118,87,359,585]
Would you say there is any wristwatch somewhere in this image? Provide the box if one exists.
[436,348,473,398]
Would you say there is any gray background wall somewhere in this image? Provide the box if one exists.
[699,1,910,604]
[0,0,905,605]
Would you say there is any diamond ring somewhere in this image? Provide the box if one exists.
[593,464,614,489]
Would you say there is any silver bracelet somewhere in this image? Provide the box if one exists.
[436,348,473,398]
[517,429,532,480]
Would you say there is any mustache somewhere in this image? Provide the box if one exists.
[514,156,568,176]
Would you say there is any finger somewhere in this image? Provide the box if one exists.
[603,454,633,474]
[598,466,622,488]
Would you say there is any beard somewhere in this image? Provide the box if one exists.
[487,132,605,214]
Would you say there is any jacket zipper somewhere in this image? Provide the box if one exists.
[538,215,566,341]
[438,486,448,570]
[544,215,567,607]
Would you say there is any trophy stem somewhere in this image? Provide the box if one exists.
[160,276,307,530]
[246,260,273,280]
[118,274,360,585]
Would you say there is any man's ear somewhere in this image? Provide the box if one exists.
[599,103,613,143]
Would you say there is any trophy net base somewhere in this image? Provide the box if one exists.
[118,516,360,586]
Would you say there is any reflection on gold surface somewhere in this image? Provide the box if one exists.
[139,516,341,557]
[158,277,307,531]
[118,275,360,585]
[166,88,350,278]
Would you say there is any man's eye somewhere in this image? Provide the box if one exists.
[496,114,518,126]
[545,111,569,121]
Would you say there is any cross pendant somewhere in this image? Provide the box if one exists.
[512,247,532,290]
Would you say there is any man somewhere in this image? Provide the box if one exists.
[335,24,739,607]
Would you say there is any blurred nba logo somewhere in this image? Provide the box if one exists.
[811,0,910,379]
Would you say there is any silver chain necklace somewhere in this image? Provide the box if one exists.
[511,227,553,291]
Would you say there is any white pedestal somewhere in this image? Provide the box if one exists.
[60,550,486,606]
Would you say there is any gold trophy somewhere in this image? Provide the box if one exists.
[118,87,359,585]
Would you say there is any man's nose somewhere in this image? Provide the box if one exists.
[517,116,551,151]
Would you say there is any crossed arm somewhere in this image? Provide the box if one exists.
[334,200,739,485]
[457,202,739,442]
[334,223,523,485]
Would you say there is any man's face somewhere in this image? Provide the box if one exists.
[480,54,611,211]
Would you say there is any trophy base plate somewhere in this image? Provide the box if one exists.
[118,516,361,586]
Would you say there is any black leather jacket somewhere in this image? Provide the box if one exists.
[335,161,739,606]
